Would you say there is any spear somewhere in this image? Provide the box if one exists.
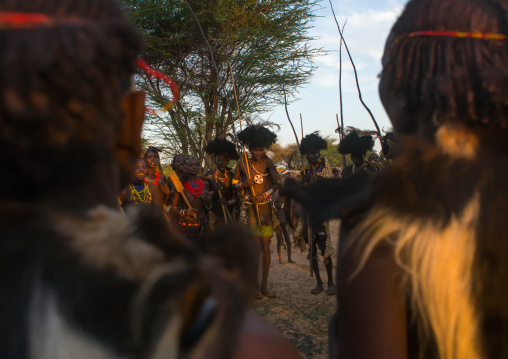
[337,20,348,170]
[273,68,313,277]
[228,62,262,228]
[328,3,382,142]
[197,124,234,224]
[180,118,234,223]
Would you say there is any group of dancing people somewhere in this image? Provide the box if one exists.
[119,122,394,300]
[4,0,508,358]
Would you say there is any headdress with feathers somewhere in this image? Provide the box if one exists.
[381,130,397,159]
[204,138,239,160]
[237,125,277,149]
[299,132,328,155]
[338,127,375,156]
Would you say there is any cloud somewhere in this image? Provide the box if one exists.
[313,5,403,63]
[260,1,407,146]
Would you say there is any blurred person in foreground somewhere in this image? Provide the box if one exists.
[0,1,298,358]
[284,0,508,357]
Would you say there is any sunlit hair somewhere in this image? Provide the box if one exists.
[349,0,508,358]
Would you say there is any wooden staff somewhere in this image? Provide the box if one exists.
[228,61,262,228]
[300,113,304,139]
[198,129,233,224]
[337,20,349,171]
[337,114,347,170]
[169,172,195,215]
[328,7,382,145]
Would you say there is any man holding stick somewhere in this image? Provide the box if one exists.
[295,133,336,295]
[203,137,239,228]
[233,125,280,299]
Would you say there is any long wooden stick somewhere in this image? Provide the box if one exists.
[337,20,349,169]
[300,114,313,277]
[328,5,382,142]
[169,172,194,211]
[228,62,262,228]
[300,113,304,139]
[198,131,233,224]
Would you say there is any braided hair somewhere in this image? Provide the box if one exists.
[171,153,187,171]
[0,0,143,199]
[143,146,164,173]
[380,0,508,130]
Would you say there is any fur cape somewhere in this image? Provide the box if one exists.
[283,123,508,358]
[0,203,257,359]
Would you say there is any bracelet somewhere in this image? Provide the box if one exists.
[180,209,186,216]
[205,203,212,210]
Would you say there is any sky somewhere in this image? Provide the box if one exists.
[262,0,409,146]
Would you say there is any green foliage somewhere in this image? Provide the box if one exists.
[120,0,321,159]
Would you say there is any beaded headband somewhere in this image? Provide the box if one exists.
[392,30,507,46]
[0,12,179,112]
[0,13,86,28]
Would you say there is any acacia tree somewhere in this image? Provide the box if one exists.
[121,0,321,157]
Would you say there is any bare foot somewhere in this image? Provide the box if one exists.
[263,290,277,298]
[326,284,337,296]
[287,259,296,264]
[311,284,323,295]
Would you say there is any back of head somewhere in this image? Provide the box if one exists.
[381,0,508,132]
[0,0,142,200]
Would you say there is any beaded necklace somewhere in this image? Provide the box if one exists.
[129,184,152,204]
[184,178,204,197]
[215,169,228,183]
[144,170,161,186]
[306,166,322,176]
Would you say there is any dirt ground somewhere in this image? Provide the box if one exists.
[250,219,340,359]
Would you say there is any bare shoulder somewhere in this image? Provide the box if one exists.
[234,312,300,359]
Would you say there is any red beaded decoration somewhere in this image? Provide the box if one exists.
[137,59,180,112]
[184,178,204,198]
[144,171,161,186]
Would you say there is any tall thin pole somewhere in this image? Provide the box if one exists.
[328,4,382,141]
[300,113,304,139]
[228,62,261,227]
